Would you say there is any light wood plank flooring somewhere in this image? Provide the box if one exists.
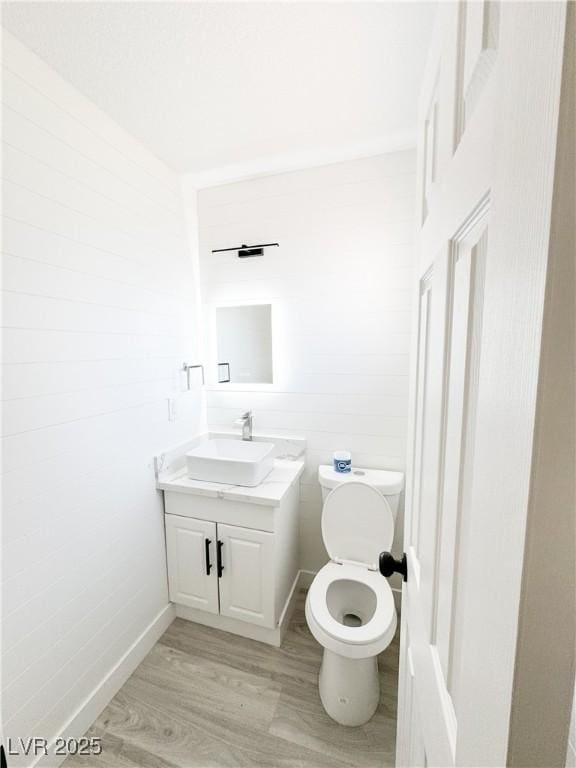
[66,589,399,768]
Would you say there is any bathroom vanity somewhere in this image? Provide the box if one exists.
[155,433,305,646]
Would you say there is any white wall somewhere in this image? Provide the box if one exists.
[1,31,203,759]
[195,151,416,573]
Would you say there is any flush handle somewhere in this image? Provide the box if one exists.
[379,552,408,582]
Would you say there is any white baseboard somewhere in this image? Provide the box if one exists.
[298,569,316,588]
[33,604,175,768]
[277,570,302,643]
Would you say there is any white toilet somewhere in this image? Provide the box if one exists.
[305,465,404,727]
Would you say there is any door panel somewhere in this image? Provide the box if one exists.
[422,73,440,223]
[165,514,219,613]
[432,225,487,680]
[398,2,567,765]
[455,0,500,145]
[405,214,489,766]
[440,222,488,700]
[217,523,274,628]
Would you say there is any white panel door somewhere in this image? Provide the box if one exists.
[217,523,275,628]
[397,3,567,767]
[165,514,219,613]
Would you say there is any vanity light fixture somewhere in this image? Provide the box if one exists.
[211,242,279,258]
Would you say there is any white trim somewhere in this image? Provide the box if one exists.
[567,740,576,768]
[277,570,302,630]
[183,136,417,190]
[298,569,317,589]
[32,604,175,768]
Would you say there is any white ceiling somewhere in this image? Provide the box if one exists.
[1,2,436,183]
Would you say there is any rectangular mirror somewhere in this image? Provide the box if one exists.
[216,304,273,384]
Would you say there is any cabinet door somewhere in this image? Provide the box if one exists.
[165,514,219,613]
[217,523,275,628]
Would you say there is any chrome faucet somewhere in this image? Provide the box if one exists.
[235,411,253,441]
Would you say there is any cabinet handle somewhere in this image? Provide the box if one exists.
[205,538,212,576]
[217,540,224,578]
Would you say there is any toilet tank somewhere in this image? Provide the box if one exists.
[318,465,404,520]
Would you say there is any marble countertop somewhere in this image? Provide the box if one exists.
[155,432,306,507]
[157,457,304,507]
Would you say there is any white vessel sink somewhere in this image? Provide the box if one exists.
[185,438,275,487]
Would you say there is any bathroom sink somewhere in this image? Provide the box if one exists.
[185,438,275,487]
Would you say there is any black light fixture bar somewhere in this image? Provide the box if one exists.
[211,242,279,254]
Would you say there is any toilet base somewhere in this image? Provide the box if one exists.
[318,648,380,726]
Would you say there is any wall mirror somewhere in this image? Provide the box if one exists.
[215,304,273,384]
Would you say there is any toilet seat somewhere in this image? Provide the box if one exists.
[322,481,394,569]
[306,562,397,659]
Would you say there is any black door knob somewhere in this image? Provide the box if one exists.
[379,551,408,582]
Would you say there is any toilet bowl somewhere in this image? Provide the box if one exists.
[305,469,404,726]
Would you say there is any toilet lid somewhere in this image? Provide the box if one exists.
[322,481,394,567]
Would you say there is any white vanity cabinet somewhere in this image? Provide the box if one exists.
[165,514,275,627]
[162,477,301,646]
[165,515,219,614]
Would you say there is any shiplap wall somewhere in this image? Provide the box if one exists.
[196,151,416,571]
[1,31,203,757]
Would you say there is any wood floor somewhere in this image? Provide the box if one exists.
[66,589,399,768]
